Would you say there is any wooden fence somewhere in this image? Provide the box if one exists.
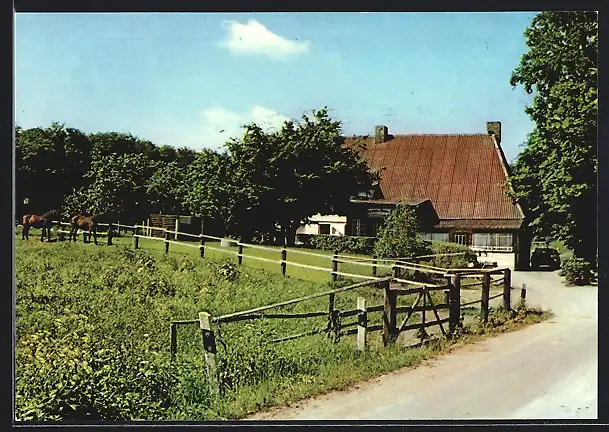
[52,221,139,245]
[168,265,513,394]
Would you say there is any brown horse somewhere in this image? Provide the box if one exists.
[22,210,61,241]
[69,210,118,245]
[69,215,99,244]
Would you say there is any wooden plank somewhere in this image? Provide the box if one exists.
[398,292,423,332]
[401,317,450,332]
[199,312,220,395]
[426,290,447,337]
[461,298,482,307]
[395,303,449,314]
[269,328,326,344]
[357,297,367,351]
[449,274,461,336]
[489,292,504,300]
[503,268,512,311]
[173,319,200,325]
[383,279,398,345]
[213,277,392,323]
[393,278,447,288]
[481,273,491,322]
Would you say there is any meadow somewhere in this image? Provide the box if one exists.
[14,230,548,421]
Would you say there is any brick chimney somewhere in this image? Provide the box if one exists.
[487,121,501,144]
[375,125,388,144]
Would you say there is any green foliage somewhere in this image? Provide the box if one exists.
[209,258,240,282]
[306,234,375,255]
[373,204,432,259]
[427,242,478,270]
[509,12,598,264]
[15,323,174,421]
[63,152,157,221]
[214,107,376,245]
[559,256,593,286]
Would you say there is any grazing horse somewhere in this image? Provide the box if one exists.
[21,214,32,240]
[22,210,61,241]
[69,211,116,245]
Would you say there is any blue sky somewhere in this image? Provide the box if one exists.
[15,12,537,162]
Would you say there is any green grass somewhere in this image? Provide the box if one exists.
[15,235,548,421]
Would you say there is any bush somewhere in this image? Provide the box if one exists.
[307,234,375,255]
[373,204,432,259]
[559,257,593,286]
[426,242,478,270]
[15,319,175,421]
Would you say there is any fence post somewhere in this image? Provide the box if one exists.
[238,244,244,265]
[164,229,170,254]
[328,293,336,337]
[503,268,512,311]
[521,283,527,302]
[481,272,491,323]
[199,312,220,395]
[134,234,140,249]
[281,248,287,276]
[372,259,377,277]
[117,221,121,235]
[199,234,205,258]
[107,223,113,246]
[331,251,338,282]
[382,279,398,346]
[175,218,179,240]
[448,273,461,337]
[392,265,399,279]
[170,322,177,357]
[357,297,367,351]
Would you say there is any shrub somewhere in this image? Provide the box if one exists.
[559,257,593,286]
[426,242,478,270]
[373,204,432,259]
[307,234,375,255]
[15,320,175,421]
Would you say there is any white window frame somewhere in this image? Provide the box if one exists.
[351,219,367,237]
[472,232,514,252]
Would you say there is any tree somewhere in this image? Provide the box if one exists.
[223,107,376,245]
[183,149,251,237]
[15,123,92,216]
[508,11,598,265]
[373,204,431,259]
[146,161,188,215]
[64,152,157,223]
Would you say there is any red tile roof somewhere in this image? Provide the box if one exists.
[344,134,525,226]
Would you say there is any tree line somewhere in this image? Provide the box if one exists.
[15,108,376,246]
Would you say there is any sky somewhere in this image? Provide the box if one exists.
[14,12,538,162]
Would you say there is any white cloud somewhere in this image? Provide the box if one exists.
[200,105,290,149]
[219,19,310,61]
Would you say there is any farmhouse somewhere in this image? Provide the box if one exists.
[297,121,532,270]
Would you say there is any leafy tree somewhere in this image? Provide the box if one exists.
[508,11,598,265]
[373,204,431,259]
[146,161,188,215]
[64,152,157,223]
[15,123,92,216]
[223,107,376,245]
[183,149,250,237]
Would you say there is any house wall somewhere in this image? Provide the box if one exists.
[296,214,347,236]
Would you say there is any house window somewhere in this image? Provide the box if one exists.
[419,232,449,243]
[319,223,331,235]
[453,233,468,246]
[472,233,514,251]
[371,220,384,237]
[351,219,367,237]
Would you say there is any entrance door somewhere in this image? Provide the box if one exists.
[453,232,468,246]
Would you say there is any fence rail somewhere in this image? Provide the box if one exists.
[159,245,512,394]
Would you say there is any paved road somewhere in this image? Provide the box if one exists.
[248,270,598,420]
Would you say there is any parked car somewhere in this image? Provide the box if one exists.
[530,247,561,270]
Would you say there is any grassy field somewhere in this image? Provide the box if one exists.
[14,234,548,421]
